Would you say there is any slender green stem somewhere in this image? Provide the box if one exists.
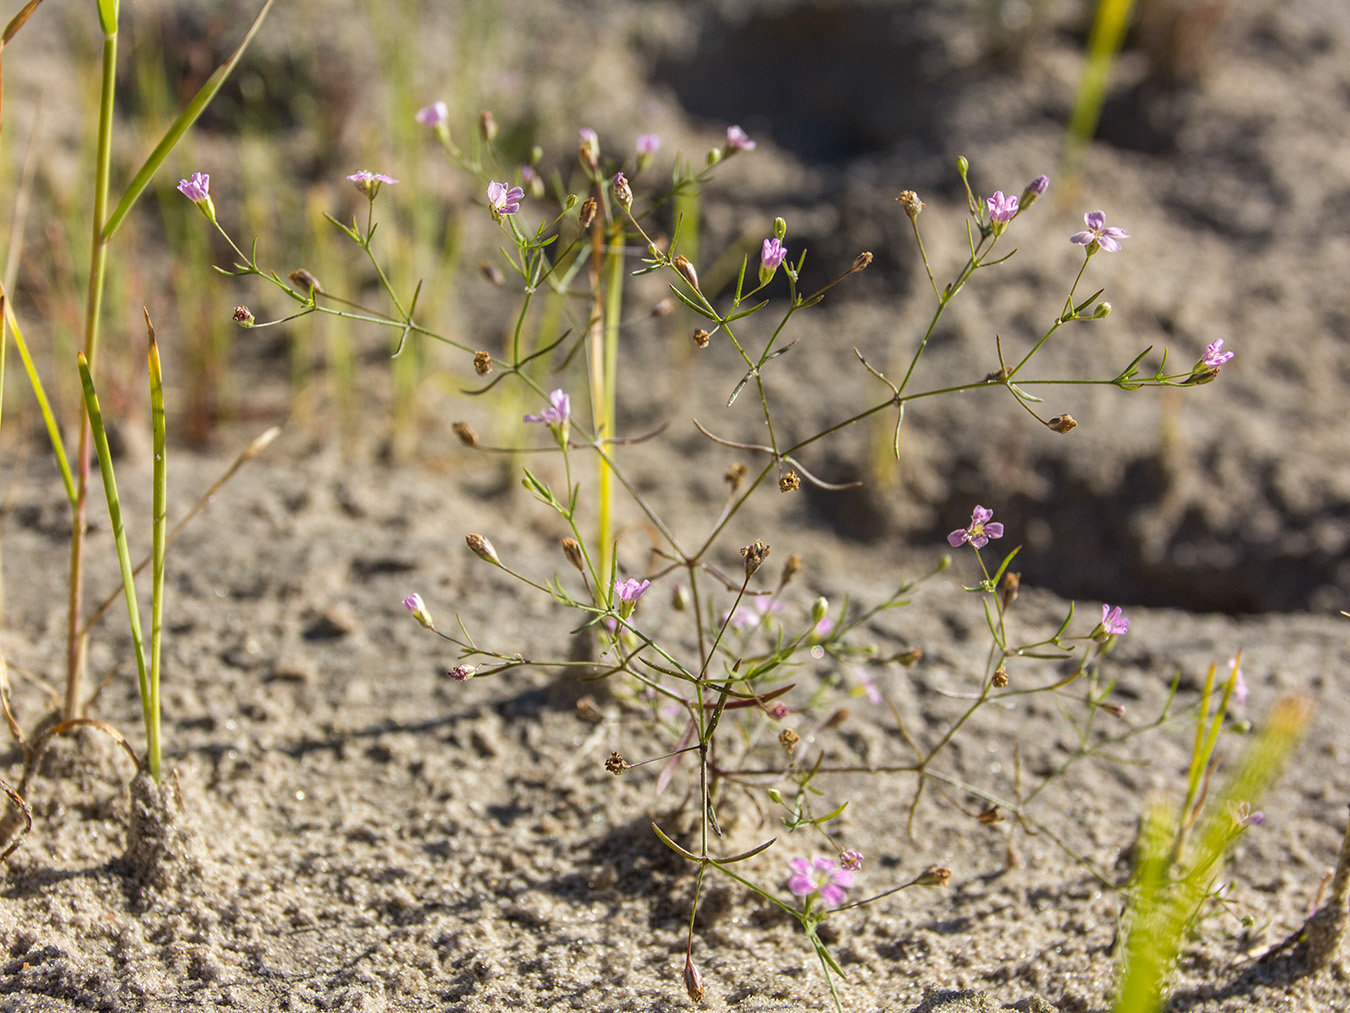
[147,328,167,781]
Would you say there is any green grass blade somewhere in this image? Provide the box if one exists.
[2,288,75,504]
[146,312,166,782]
[95,0,117,34]
[1063,0,1137,176]
[77,352,155,779]
[101,0,275,242]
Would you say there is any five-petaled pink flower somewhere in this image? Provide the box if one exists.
[614,577,651,604]
[986,191,1019,224]
[1202,339,1235,369]
[1100,604,1130,636]
[725,125,756,152]
[487,180,524,217]
[948,505,1004,549]
[523,388,570,427]
[346,171,398,198]
[1070,210,1129,253]
[788,855,853,908]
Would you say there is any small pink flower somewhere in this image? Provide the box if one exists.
[1202,339,1235,369]
[523,388,570,426]
[1070,210,1129,253]
[788,855,853,908]
[1229,657,1248,705]
[415,102,449,128]
[985,190,1018,224]
[614,577,652,604]
[346,170,398,198]
[487,180,524,217]
[769,702,789,720]
[176,172,210,203]
[636,133,661,156]
[839,849,864,872]
[725,125,756,152]
[448,665,476,681]
[948,505,1004,549]
[402,593,434,630]
[1100,604,1130,636]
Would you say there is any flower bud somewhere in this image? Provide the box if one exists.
[448,664,476,681]
[671,583,691,612]
[683,953,705,1003]
[480,260,504,286]
[479,109,497,142]
[289,268,324,295]
[773,216,788,240]
[766,788,783,804]
[673,255,700,292]
[578,197,598,229]
[999,571,1020,611]
[1019,174,1050,210]
[1092,301,1113,319]
[232,306,255,327]
[779,553,803,587]
[613,171,633,211]
[452,422,479,447]
[402,593,434,630]
[561,537,585,572]
[810,597,829,625]
[917,865,952,887]
[466,533,501,566]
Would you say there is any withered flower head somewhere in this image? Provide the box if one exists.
[779,470,801,493]
[991,666,1009,688]
[578,197,598,229]
[896,646,923,667]
[693,328,710,348]
[473,351,493,376]
[1047,414,1078,434]
[978,806,1003,824]
[779,552,803,587]
[778,727,800,754]
[232,305,255,326]
[896,190,924,220]
[917,865,952,887]
[741,540,771,577]
[605,751,628,774]
[725,462,747,490]
[478,109,497,142]
[850,251,873,273]
[452,422,479,447]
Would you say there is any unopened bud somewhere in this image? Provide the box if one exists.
[402,593,434,630]
[606,751,629,774]
[823,707,849,730]
[741,540,771,578]
[693,328,710,348]
[683,953,705,1003]
[466,533,501,566]
[779,553,803,587]
[1092,301,1113,319]
[473,351,493,376]
[917,865,952,887]
[810,596,829,625]
[850,251,873,273]
[650,297,674,319]
[1047,414,1078,434]
[725,462,747,491]
[561,537,585,572]
[289,268,324,294]
[895,646,923,667]
[452,422,479,447]
[1019,173,1050,210]
[478,109,497,143]
[578,197,597,229]
[613,172,633,210]
[1100,701,1127,718]
[1000,571,1021,611]
[480,260,504,285]
[895,190,924,220]
[233,305,255,327]
[448,664,476,681]
[671,583,691,612]
[673,255,700,292]
[778,470,801,493]
[575,696,603,723]
[773,216,788,240]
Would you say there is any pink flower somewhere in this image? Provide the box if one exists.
[636,133,661,155]
[725,125,755,152]
[415,102,449,128]
[985,190,1018,224]
[1202,339,1235,369]
[402,593,433,630]
[523,388,570,426]
[839,849,864,872]
[761,237,787,270]
[487,180,524,217]
[788,856,853,908]
[1100,604,1130,636]
[947,505,1004,549]
[176,172,210,203]
[1070,210,1129,253]
[346,171,398,198]
[614,577,651,604]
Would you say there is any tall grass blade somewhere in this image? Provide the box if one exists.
[1,289,75,504]
[146,312,166,782]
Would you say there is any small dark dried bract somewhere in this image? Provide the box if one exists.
[452,422,479,447]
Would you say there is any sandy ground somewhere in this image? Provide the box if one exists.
[0,1,1348,1011]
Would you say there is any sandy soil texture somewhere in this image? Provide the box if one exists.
[0,1,1348,1011]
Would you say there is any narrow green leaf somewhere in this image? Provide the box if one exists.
[102,0,275,241]
[719,837,777,864]
[146,311,166,782]
[2,290,74,503]
[651,822,700,861]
